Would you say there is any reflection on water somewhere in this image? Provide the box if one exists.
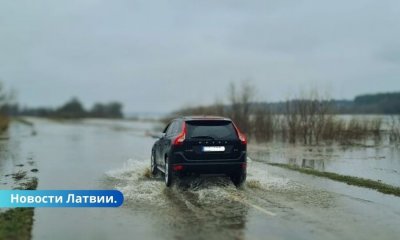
[0,121,37,190]
[249,141,400,187]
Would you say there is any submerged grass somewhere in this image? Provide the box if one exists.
[16,177,38,191]
[246,180,262,189]
[12,171,27,181]
[0,177,38,240]
[268,163,400,197]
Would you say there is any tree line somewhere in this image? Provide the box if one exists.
[4,98,124,119]
[249,92,400,115]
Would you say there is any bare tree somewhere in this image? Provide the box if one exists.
[284,99,300,143]
[284,88,333,145]
[0,82,13,109]
[0,81,12,131]
[389,115,400,143]
[252,106,275,142]
[227,80,255,135]
[212,98,225,116]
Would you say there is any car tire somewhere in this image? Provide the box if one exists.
[230,169,246,187]
[164,156,174,187]
[151,152,158,176]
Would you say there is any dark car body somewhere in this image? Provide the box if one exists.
[151,116,247,187]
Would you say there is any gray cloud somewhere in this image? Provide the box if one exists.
[1,0,400,113]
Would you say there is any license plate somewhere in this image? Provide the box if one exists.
[202,146,225,152]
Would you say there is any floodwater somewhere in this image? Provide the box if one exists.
[249,140,400,187]
[2,118,400,240]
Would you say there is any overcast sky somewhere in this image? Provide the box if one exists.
[1,0,400,113]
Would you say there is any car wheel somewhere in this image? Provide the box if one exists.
[230,169,246,187]
[151,152,158,176]
[164,156,174,187]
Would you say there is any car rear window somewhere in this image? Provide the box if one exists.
[186,120,238,140]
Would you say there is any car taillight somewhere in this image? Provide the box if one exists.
[172,122,186,146]
[233,123,247,145]
[173,165,184,171]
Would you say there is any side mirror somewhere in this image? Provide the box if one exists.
[152,132,166,139]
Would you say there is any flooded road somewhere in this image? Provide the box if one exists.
[3,118,400,240]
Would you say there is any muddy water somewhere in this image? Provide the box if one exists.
[3,118,400,240]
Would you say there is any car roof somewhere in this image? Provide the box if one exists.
[176,116,232,121]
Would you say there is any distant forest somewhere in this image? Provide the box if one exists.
[3,98,124,119]
[1,92,399,120]
[169,91,400,116]
[253,92,400,114]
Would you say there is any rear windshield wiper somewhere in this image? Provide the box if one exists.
[190,136,215,140]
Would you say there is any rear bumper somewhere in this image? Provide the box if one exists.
[172,162,246,175]
[172,151,246,162]
[170,151,247,174]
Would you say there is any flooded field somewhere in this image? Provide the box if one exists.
[249,140,400,187]
[2,118,400,240]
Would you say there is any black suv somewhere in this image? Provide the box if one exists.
[151,116,247,187]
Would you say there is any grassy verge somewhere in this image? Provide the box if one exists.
[0,177,38,240]
[13,117,34,126]
[267,163,400,197]
[0,115,10,132]
[0,208,34,240]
